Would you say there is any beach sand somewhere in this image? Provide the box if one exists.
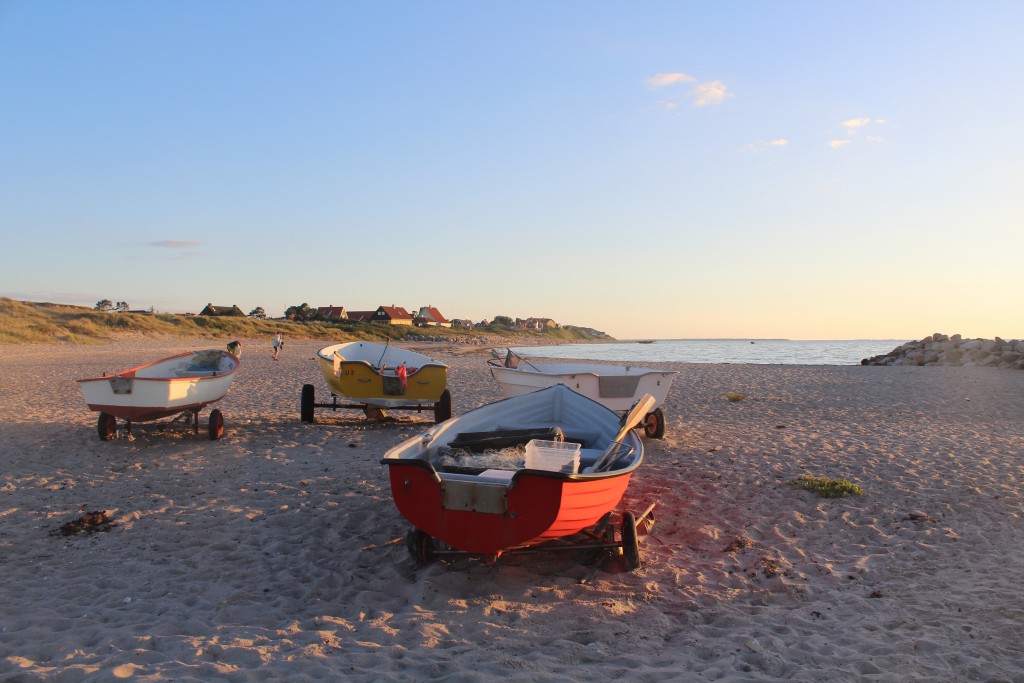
[2,338,1023,681]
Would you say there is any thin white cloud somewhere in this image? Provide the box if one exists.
[149,240,203,249]
[645,72,733,110]
[646,72,695,88]
[691,80,732,107]
[744,138,790,153]
[841,117,872,131]
[833,117,888,147]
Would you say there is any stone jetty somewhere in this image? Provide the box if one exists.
[861,333,1024,368]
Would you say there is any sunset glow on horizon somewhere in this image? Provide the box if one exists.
[2,2,1022,340]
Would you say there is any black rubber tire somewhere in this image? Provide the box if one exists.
[643,408,666,439]
[406,528,434,568]
[97,413,116,441]
[621,511,640,571]
[434,389,452,424]
[208,409,224,440]
[300,384,315,423]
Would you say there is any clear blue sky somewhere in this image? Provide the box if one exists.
[2,1,1022,340]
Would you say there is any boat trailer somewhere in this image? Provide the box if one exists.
[97,406,225,442]
[300,384,453,424]
[405,502,656,571]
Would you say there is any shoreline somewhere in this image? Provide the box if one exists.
[2,338,1023,680]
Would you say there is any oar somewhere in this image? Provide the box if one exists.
[588,393,657,472]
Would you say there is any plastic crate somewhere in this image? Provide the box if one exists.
[525,439,581,473]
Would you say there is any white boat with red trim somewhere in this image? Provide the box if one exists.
[77,348,240,440]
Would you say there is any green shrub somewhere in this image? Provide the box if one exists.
[790,476,864,498]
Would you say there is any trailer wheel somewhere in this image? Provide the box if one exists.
[97,413,116,441]
[208,409,224,440]
[300,384,315,423]
[643,408,666,439]
[434,389,452,423]
[406,528,434,567]
[621,512,640,571]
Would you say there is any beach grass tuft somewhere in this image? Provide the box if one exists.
[725,392,746,402]
[0,297,611,346]
[790,476,864,498]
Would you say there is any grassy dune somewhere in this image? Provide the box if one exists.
[0,298,608,345]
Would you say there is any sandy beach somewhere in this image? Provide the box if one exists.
[2,337,1023,682]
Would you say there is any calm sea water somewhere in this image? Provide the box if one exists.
[508,339,905,366]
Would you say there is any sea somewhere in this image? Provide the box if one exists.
[508,339,905,366]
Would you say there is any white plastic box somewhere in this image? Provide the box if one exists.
[524,439,581,473]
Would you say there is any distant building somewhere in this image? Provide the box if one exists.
[451,319,473,329]
[199,303,245,317]
[317,305,347,320]
[539,318,560,330]
[517,317,560,331]
[346,311,376,322]
[370,305,414,326]
[414,305,451,328]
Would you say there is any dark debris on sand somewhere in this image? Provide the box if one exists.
[55,510,118,536]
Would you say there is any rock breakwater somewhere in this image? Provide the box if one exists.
[861,333,1024,368]
[406,334,494,345]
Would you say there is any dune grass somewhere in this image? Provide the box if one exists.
[0,298,608,346]
[0,298,315,344]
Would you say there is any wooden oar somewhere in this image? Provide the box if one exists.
[588,393,657,472]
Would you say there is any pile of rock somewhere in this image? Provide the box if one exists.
[406,334,495,345]
[861,333,1024,368]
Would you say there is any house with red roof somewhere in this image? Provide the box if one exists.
[369,305,414,326]
[414,305,451,328]
[317,305,347,320]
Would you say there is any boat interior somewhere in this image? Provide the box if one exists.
[331,352,421,377]
[426,425,635,479]
[166,351,235,378]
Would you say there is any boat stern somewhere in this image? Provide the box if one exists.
[385,461,564,554]
[321,356,448,404]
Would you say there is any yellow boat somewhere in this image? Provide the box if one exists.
[301,341,451,423]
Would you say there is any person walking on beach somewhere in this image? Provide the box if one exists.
[272,333,284,360]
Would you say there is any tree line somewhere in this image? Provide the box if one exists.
[94,300,135,312]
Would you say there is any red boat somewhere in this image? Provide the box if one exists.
[381,385,653,568]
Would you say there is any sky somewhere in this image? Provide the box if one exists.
[2,1,1022,340]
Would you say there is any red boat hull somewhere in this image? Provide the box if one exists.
[387,463,633,555]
